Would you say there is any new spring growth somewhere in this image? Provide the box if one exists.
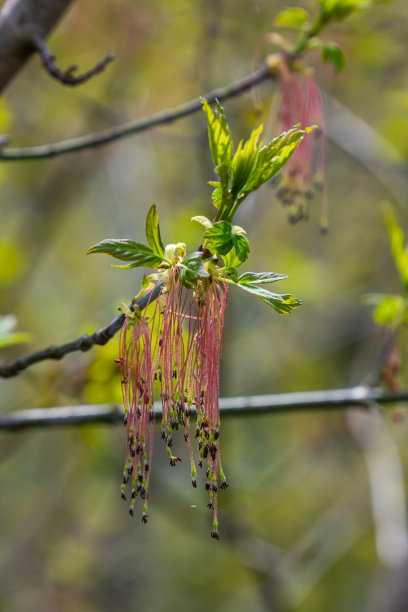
[87,100,308,537]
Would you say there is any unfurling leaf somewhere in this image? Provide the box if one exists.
[87,239,162,268]
[146,204,165,258]
[191,216,212,230]
[274,7,309,28]
[178,252,209,288]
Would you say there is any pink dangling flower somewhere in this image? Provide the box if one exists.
[117,261,228,539]
[276,66,328,230]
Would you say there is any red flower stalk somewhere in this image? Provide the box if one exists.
[276,66,328,230]
[117,263,228,538]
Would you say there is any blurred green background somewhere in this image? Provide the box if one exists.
[1,0,408,610]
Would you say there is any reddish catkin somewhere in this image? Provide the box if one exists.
[277,68,327,228]
[118,268,228,538]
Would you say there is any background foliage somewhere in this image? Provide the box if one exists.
[1,0,408,610]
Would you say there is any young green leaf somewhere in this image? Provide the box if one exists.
[384,204,408,287]
[233,281,303,314]
[365,293,407,327]
[274,7,309,28]
[87,239,162,268]
[178,252,209,289]
[229,125,312,210]
[146,204,165,258]
[202,99,233,211]
[322,42,347,72]
[0,314,31,349]
[237,272,288,285]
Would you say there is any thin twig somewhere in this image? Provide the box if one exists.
[0,65,271,160]
[0,386,407,430]
[25,32,114,86]
[0,283,163,379]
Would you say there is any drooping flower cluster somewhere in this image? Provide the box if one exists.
[275,67,328,229]
[117,259,228,539]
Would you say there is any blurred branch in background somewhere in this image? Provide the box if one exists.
[24,31,114,87]
[0,282,163,378]
[0,0,75,93]
[0,64,271,160]
[324,92,408,203]
[1,386,407,430]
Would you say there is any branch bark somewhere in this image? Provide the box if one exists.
[0,282,163,378]
[0,386,406,430]
[0,0,75,94]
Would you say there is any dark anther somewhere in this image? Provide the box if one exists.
[184,433,188,442]
[144,462,149,473]
[207,501,213,510]
[137,471,143,482]
[214,430,220,440]
[203,445,208,459]
[131,489,137,499]
[123,473,129,484]
[142,513,149,524]
[127,465,133,476]
[212,483,218,493]
[220,479,229,490]
[123,414,128,426]
[140,488,146,500]
[129,506,134,517]
[205,481,211,490]
[120,489,126,501]
[192,477,197,488]
[211,530,220,540]
[198,460,203,469]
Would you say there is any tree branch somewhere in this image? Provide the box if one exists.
[0,386,407,430]
[0,64,271,160]
[0,0,75,94]
[25,31,114,86]
[0,282,163,378]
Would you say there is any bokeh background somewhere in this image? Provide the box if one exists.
[1,0,408,610]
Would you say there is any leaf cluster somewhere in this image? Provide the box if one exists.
[274,0,391,73]
[87,104,304,315]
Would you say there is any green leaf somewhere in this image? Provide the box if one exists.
[274,7,309,28]
[233,282,303,314]
[232,232,250,263]
[178,252,209,289]
[237,272,288,285]
[191,216,212,230]
[204,222,249,263]
[383,204,408,287]
[202,99,233,211]
[0,314,31,349]
[322,42,347,72]
[146,204,165,258]
[318,0,358,20]
[365,294,407,327]
[87,239,162,268]
[229,125,312,209]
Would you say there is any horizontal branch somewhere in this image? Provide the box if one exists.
[0,283,163,378]
[1,386,407,430]
[0,64,271,160]
[26,31,114,87]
